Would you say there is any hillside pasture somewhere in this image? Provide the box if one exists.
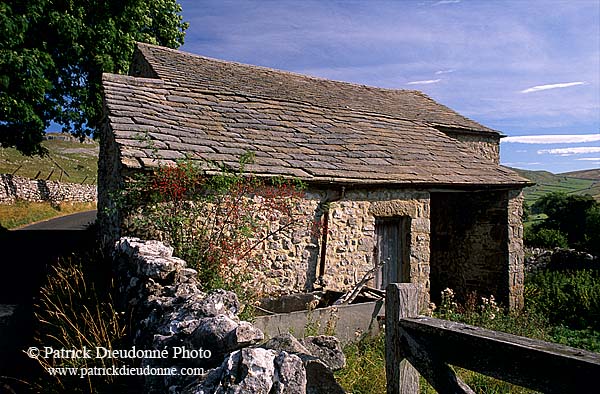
[0,139,98,184]
[509,168,599,204]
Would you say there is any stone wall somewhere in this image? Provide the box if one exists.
[0,174,97,204]
[430,190,509,305]
[114,237,346,394]
[101,168,526,311]
[438,129,500,163]
[453,133,500,163]
[98,121,126,247]
[250,188,431,308]
[507,190,525,309]
[105,184,432,308]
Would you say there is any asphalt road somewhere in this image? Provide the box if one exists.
[17,209,97,230]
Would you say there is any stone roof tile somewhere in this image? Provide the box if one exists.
[100,45,531,187]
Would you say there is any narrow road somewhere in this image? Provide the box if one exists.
[0,210,98,380]
[17,209,97,230]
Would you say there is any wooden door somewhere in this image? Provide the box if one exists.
[374,218,403,289]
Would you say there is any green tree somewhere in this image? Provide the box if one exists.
[0,0,188,155]
[530,192,599,252]
[585,205,600,257]
[524,227,568,249]
[522,200,530,222]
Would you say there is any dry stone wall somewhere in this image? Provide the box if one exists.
[0,174,96,204]
[114,237,346,394]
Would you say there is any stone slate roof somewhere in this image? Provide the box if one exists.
[101,43,530,187]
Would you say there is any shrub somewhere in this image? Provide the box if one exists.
[528,192,599,253]
[119,156,313,305]
[524,226,568,248]
[525,269,600,329]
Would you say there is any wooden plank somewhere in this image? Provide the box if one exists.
[400,317,600,394]
[385,283,420,394]
[398,326,474,394]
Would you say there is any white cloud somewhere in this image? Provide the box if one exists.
[433,0,461,5]
[407,79,441,85]
[520,82,586,94]
[537,147,600,156]
[435,69,455,75]
[502,134,600,144]
[576,157,600,161]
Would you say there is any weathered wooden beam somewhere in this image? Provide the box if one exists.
[400,317,600,394]
[399,326,474,394]
[385,283,420,394]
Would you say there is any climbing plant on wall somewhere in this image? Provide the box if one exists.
[119,154,314,304]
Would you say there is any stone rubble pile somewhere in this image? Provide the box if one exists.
[525,247,597,273]
[115,237,346,394]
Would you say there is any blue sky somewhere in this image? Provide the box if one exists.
[178,0,599,174]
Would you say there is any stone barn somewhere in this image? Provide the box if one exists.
[99,43,531,310]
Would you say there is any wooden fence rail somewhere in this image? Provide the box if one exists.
[385,283,600,394]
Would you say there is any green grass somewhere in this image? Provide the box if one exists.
[0,200,97,229]
[509,167,599,204]
[335,332,538,394]
[0,139,98,184]
[523,213,547,229]
[335,334,387,394]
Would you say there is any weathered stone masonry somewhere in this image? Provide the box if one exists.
[253,188,431,307]
[430,189,524,309]
[0,173,97,204]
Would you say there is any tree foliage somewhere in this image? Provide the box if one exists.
[527,192,600,254]
[524,227,568,249]
[0,0,188,155]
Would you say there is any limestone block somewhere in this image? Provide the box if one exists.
[299,336,346,371]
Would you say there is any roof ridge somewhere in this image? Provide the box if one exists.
[136,42,427,96]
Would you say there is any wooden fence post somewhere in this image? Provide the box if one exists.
[386,283,419,394]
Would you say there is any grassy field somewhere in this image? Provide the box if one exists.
[509,167,600,205]
[0,200,97,229]
[0,137,98,184]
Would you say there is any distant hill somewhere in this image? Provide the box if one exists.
[0,138,98,184]
[560,168,600,181]
[509,167,600,204]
